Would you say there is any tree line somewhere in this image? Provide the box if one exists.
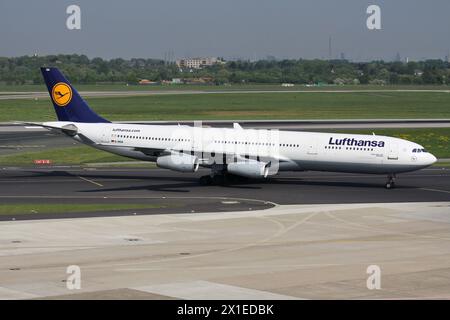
[0,54,449,86]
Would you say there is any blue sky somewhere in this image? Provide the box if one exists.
[1,0,449,61]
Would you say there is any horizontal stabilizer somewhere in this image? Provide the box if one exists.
[16,122,78,136]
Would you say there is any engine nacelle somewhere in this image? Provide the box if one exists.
[156,153,199,172]
[227,161,269,179]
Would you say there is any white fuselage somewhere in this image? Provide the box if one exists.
[46,121,437,175]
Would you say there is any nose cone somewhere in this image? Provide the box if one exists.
[430,154,437,164]
[427,153,437,166]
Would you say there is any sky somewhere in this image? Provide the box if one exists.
[0,0,449,61]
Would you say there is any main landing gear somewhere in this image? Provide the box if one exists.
[385,174,396,189]
[199,164,229,186]
[199,174,229,186]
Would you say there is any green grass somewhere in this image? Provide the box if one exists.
[0,128,448,166]
[1,91,450,122]
[1,83,449,92]
[0,203,167,216]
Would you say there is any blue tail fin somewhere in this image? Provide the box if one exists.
[40,67,110,123]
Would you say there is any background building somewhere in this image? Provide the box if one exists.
[176,57,222,69]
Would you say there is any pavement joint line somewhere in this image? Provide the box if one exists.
[107,209,316,269]
[76,175,104,187]
[256,211,320,244]
[77,202,450,270]
[2,201,447,273]
[1,200,449,299]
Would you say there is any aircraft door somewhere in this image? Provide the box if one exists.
[101,128,111,143]
[307,140,318,155]
[387,142,399,160]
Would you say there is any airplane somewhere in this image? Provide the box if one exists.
[27,67,437,189]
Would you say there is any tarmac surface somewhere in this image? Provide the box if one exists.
[0,167,449,299]
[0,167,449,221]
[1,201,450,299]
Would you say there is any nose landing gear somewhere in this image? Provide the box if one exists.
[385,174,396,189]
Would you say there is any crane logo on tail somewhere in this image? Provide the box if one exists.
[51,82,72,107]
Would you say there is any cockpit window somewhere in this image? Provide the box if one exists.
[412,148,428,153]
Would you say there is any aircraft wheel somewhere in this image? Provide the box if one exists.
[385,174,396,189]
[385,181,395,189]
[212,174,226,185]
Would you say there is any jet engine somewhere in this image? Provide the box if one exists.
[156,153,200,172]
[227,161,270,178]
